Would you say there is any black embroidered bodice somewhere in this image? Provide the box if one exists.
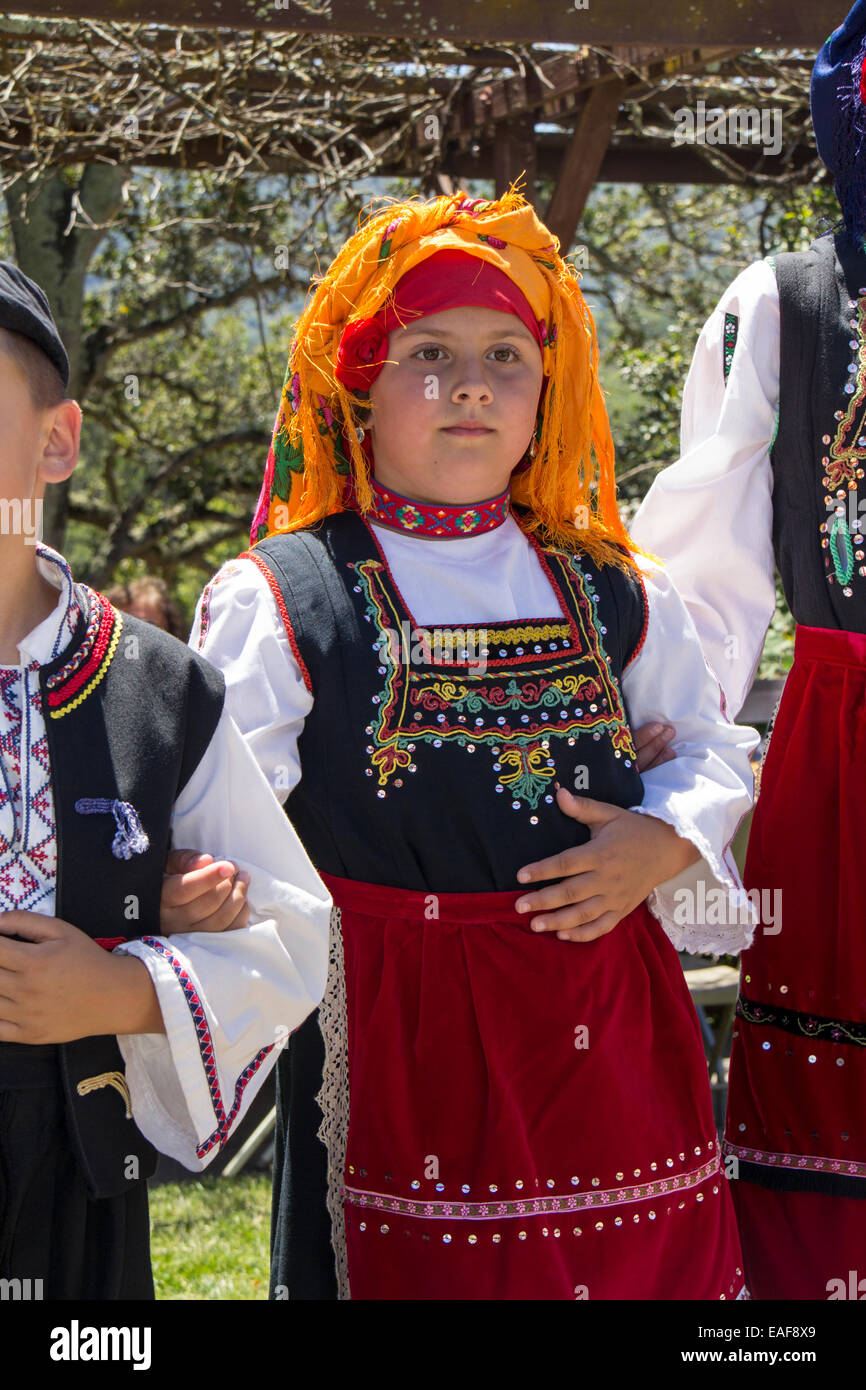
[251,511,648,893]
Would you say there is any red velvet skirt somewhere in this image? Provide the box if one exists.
[319,872,744,1300]
[724,625,866,1299]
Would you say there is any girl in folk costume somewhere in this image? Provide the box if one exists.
[194,190,757,1300]
[632,1,866,1301]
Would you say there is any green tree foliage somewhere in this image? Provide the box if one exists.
[578,180,839,504]
[4,168,377,616]
[573,178,840,679]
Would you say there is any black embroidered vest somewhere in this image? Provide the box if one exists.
[0,589,225,1199]
[772,231,866,630]
[251,511,647,893]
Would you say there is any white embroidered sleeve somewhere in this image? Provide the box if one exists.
[190,557,312,802]
[622,561,759,957]
[115,708,331,1169]
[630,259,779,720]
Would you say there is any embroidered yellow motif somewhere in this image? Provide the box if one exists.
[351,548,637,810]
[552,673,601,700]
[484,623,571,644]
[371,743,413,786]
[825,302,866,493]
[820,302,866,593]
[427,678,468,704]
[498,745,557,798]
[76,1070,132,1118]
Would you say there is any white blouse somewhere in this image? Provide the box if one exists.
[631,258,780,722]
[192,514,759,957]
[0,545,331,1170]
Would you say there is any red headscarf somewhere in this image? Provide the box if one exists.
[334,250,544,391]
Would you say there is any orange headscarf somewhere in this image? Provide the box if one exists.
[251,187,638,573]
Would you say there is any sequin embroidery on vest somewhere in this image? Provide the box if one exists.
[349,534,637,813]
[819,287,866,597]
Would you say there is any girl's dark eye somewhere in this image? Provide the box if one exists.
[415,346,445,362]
[490,347,519,362]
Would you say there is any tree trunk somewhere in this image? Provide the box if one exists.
[6,164,127,551]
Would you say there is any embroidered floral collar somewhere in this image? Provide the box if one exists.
[366,476,511,539]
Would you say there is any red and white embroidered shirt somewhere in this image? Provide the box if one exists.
[0,545,331,1169]
[0,544,80,913]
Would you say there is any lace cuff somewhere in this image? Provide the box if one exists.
[629,803,757,957]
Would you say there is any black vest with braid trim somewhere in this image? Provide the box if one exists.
[0,589,225,1199]
[772,231,866,630]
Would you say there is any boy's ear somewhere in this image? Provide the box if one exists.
[38,399,82,485]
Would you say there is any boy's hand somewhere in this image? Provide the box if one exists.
[160,850,250,934]
[633,721,677,772]
[514,787,699,943]
[0,911,163,1042]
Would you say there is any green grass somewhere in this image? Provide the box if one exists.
[149,1174,272,1300]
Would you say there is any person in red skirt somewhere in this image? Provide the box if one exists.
[633,1,866,1301]
[193,190,757,1300]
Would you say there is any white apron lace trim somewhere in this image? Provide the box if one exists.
[315,904,351,1300]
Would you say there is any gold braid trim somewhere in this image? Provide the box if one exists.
[76,1070,132,1118]
[482,623,572,644]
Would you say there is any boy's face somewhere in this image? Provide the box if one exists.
[367,305,543,506]
[0,351,80,534]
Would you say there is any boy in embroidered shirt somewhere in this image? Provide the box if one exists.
[0,261,330,1298]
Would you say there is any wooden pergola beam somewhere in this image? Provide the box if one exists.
[0,1,846,46]
[413,44,746,174]
[0,118,818,199]
[475,137,822,186]
[544,80,630,250]
[0,20,822,209]
[0,123,817,188]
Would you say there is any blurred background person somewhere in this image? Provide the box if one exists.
[105,575,187,639]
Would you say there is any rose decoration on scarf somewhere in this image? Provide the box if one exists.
[334,317,390,390]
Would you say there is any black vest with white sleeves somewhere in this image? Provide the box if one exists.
[0,588,225,1199]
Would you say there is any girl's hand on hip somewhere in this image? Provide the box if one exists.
[514,787,699,942]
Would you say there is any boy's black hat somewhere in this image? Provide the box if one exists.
[0,261,70,388]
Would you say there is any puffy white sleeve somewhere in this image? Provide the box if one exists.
[190,556,312,802]
[115,707,332,1169]
[630,259,779,719]
[623,561,759,957]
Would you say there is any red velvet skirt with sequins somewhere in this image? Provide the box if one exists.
[319,872,744,1300]
[724,625,866,1299]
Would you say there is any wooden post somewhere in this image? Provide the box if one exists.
[421,172,457,198]
[493,113,537,206]
[544,78,628,253]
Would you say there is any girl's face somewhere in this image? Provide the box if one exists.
[367,304,543,506]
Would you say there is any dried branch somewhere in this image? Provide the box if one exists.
[0,21,822,207]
